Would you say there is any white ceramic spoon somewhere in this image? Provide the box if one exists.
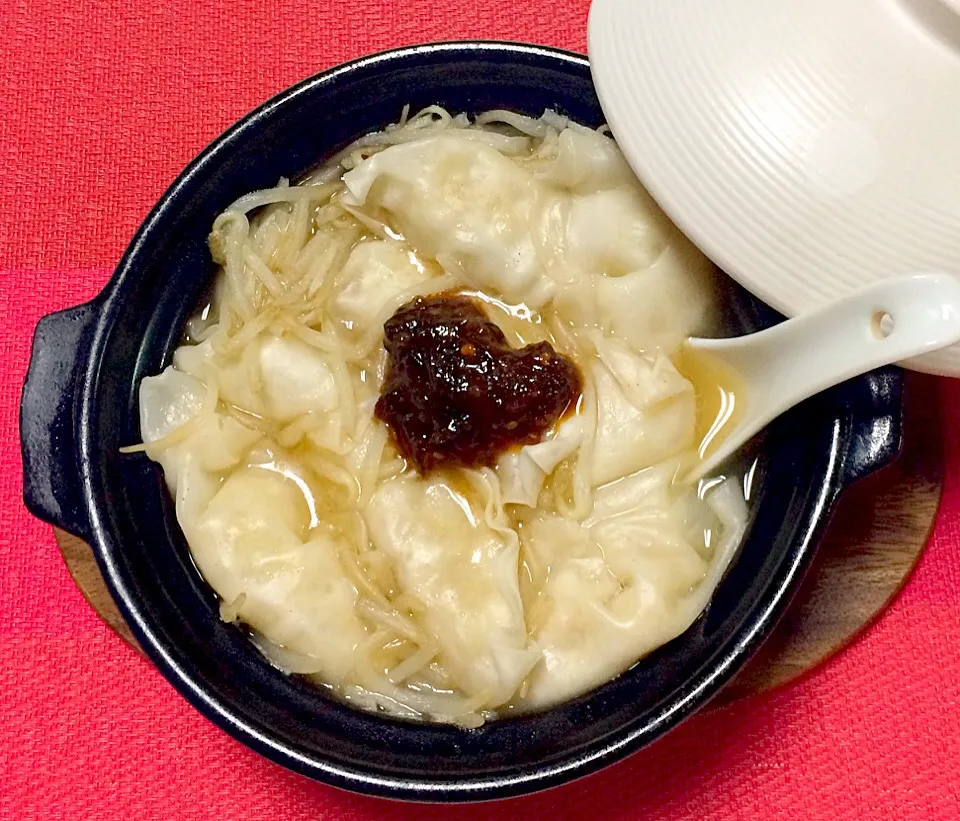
[687,273,960,481]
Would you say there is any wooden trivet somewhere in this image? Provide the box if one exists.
[54,373,942,702]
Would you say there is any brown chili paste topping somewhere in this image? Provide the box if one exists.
[375,294,583,473]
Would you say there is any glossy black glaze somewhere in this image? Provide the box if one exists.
[19,43,904,802]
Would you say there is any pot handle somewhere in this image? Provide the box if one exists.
[21,301,99,539]
[839,366,904,487]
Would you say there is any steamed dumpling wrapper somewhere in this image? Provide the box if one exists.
[503,326,699,499]
[519,464,748,707]
[551,189,716,354]
[174,334,341,422]
[139,367,260,519]
[330,240,431,334]
[592,234,716,354]
[365,473,539,705]
[590,333,697,485]
[498,416,587,507]
[533,123,635,193]
[342,134,557,308]
[562,188,670,278]
[138,366,538,708]
[174,328,370,456]
[190,466,368,683]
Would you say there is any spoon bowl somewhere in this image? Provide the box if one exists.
[687,272,960,481]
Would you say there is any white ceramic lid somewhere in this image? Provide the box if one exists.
[588,0,960,375]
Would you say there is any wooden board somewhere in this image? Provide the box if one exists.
[54,372,943,702]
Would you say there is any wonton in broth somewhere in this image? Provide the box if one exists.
[130,107,748,727]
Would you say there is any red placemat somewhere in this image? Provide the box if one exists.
[3,2,959,818]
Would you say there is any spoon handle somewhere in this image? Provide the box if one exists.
[687,272,960,478]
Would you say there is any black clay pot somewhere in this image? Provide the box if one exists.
[20,42,902,802]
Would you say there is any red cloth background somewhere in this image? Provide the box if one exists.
[3,1,959,818]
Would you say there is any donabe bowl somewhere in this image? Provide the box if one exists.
[20,42,902,802]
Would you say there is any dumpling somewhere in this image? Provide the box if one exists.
[330,240,431,333]
[498,416,586,507]
[585,464,711,595]
[190,465,369,684]
[174,334,341,423]
[590,334,696,486]
[138,367,368,684]
[563,188,669,278]
[548,185,716,354]
[258,336,340,421]
[593,235,717,354]
[365,473,539,705]
[593,332,694,410]
[342,134,556,308]
[519,465,746,707]
[139,366,260,484]
[174,339,261,414]
[535,126,635,194]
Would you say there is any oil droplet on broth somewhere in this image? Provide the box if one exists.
[674,344,746,462]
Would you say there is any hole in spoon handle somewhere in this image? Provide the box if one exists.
[870,310,894,340]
